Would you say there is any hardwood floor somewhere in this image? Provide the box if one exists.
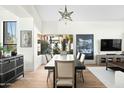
[8,65,106,88]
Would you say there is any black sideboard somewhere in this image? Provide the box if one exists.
[0,55,24,86]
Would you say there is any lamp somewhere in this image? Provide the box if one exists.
[59,5,73,24]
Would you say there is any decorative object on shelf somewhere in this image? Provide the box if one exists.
[58,5,73,24]
[20,30,32,47]
[76,34,94,60]
[11,51,17,56]
[11,48,17,56]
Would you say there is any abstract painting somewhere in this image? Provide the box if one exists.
[76,34,94,60]
[20,30,32,47]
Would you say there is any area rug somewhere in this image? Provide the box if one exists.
[88,67,115,88]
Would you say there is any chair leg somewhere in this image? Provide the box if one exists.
[81,70,84,83]
[47,71,50,82]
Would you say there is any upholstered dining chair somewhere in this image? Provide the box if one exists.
[76,52,81,60]
[55,60,74,88]
[77,53,85,82]
[45,54,53,82]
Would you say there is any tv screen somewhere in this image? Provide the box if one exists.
[101,39,122,51]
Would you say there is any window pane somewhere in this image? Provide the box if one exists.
[3,21,16,44]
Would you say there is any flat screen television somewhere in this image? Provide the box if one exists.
[101,39,122,51]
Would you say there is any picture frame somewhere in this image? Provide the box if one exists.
[20,30,32,47]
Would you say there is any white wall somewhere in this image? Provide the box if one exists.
[0,11,18,44]
[33,24,43,70]
[17,18,43,71]
[0,9,37,71]
[43,21,124,63]
[21,6,43,70]
[22,6,42,31]
[0,7,43,71]
[17,18,34,71]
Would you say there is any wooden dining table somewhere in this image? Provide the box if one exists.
[44,54,85,88]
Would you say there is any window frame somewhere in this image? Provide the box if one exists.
[3,21,17,51]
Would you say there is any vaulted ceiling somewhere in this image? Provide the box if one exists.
[1,5,124,22]
[35,5,124,21]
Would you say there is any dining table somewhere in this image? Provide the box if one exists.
[44,54,85,88]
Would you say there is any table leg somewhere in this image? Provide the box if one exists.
[53,68,55,88]
[74,68,76,88]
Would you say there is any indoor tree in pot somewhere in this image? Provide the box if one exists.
[53,42,60,54]
[3,47,11,57]
[61,38,67,55]
[41,40,49,54]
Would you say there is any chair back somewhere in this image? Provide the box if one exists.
[80,54,85,64]
[76,52,81,60]
[55,60,74,79]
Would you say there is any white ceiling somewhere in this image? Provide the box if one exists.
[0,5,31,18]
[35,5,124,21]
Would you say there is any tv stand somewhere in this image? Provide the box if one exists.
[106,54,117,55]
[96,54,124,65]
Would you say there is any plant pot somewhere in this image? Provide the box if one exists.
[11,51,17,56]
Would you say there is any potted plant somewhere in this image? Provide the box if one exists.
[53,42,60,54]
[62,39,66,51]
[41,40,49,54]
[3,47,12,57]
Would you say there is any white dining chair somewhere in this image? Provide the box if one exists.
[76,52,81,60]
[80,53,85,65]
[55,60,74,88]
[45,54,53,82]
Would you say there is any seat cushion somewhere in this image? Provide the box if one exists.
[56,79,73,86]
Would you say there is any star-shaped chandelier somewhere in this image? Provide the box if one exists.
[59,5,73,24]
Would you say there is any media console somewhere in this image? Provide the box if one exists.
[96,54,124,65]
[0,55,24,86]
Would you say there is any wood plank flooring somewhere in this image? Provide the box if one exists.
[8,65,106,88]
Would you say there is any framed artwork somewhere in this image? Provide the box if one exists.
[76,34,94,60]
[20,30,32,47]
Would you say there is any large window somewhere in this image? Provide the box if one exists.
[40,34,73,54]
[3,21,17,52]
